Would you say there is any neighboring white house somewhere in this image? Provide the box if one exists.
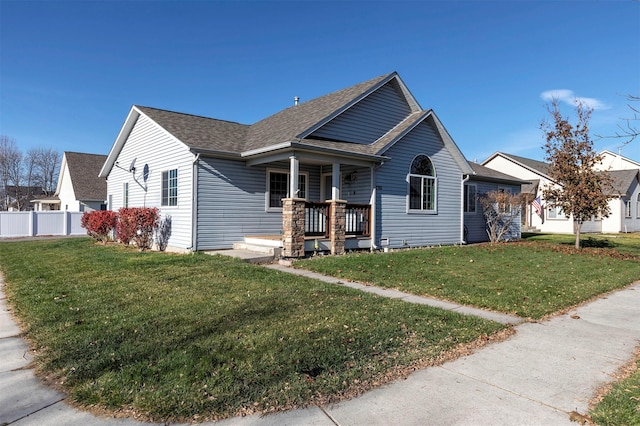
[34,152,108,212]
[483,152,640,234]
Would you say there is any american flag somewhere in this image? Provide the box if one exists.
[532,196,543,217]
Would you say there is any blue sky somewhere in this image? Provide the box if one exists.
[1,0,639,165]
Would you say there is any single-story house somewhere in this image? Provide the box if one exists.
[99,72,521,255]
[33,152,108,212]
[482,151,640,234]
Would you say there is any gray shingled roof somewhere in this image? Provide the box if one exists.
[135,73,395,157]
[468,162,527,185]
[607,169,640,196]
[521,179,540,195]
[64,152,108,201]
[496,153,551,176]
[245,73,394,151]
[136,107,248,154]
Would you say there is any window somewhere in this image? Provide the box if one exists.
[464,184,476,213]
[637,194,640,218]
[408,155,436,212]
[267,170,307,209]
[123,182,129,208]
[161,169,178,206]
[547,202,566,219]
[625,199,632,218]
[496,187,513,213]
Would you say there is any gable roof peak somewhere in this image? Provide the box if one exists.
[484,152,551,177]
[244,72,421,150]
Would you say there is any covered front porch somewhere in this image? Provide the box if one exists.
[243,147,381,257]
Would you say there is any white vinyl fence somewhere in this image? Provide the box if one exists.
[0,211,85,238]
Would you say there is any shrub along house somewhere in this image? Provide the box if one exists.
[464,162,527,243]
[100,72,516,256]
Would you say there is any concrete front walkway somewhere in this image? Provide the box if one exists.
[1,265,639,425]
[265,264,524,325]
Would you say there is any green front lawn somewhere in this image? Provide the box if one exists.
[590,351,640,426]
[0,238,505,422]
[523,232,640,257]
[296,240,640,319]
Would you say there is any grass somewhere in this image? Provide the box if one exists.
[0,238,505,422]
[295,239,640,319]
[522,232,640,257]
[590,350,640,426]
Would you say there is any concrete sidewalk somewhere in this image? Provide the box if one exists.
[1,271,639,425]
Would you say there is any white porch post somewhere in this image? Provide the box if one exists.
[332,162,340,200]
[289,155,299,198]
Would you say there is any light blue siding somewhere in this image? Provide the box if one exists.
[310,81,412,144]
[106,114,194,250]
[196,158,323,250]
[374,120,464,248]
[464,181,522,243]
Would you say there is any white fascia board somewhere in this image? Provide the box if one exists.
[99,106,195,178]
[241,142,293,158]
[377,110,473,175]
[245,151,294,167]
[375,111,429,156]
[244,143,386,167]
[54,153,68,196]
[393,74,422,112]
[427,111,474,175]
[99,106,140,178]
[484,152,555,182]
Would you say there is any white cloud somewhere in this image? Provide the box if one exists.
[540,89,609,110]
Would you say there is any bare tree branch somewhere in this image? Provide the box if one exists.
[595,94,639,146]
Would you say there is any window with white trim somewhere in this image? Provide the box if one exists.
[161,169,178,206]
[637,194,640,218]
[547,201,566,219]
[267,170,307,209]
[625,199,632,218]
[123,182,129,208]
[408,155,436,212]
[463,184,476,213]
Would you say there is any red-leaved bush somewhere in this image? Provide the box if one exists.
[81,210,118,243]
[116,208,137,245]
[117,207,159,250]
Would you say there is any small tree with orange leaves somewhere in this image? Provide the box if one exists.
[541,99,613,249]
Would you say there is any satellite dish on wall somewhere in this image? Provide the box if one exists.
[129,158,137,173]
[143,164,149,182]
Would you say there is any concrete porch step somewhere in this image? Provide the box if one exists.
[233,236,283,259]
[206,249,276,264]
[522,226,541,233]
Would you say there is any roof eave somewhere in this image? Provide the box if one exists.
[467,175,530,186]
[99,106,141,178]
[189,147,243,159]
[289,142,388,163]
[240,140,387,165]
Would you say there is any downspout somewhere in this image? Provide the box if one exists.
[190,153,200,252]
[461,174,470,244]
[370,165,377,251]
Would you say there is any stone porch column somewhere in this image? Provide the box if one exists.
[282,197,306,258]
[330,199,347,255]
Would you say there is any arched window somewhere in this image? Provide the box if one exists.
[408,155,436,212]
